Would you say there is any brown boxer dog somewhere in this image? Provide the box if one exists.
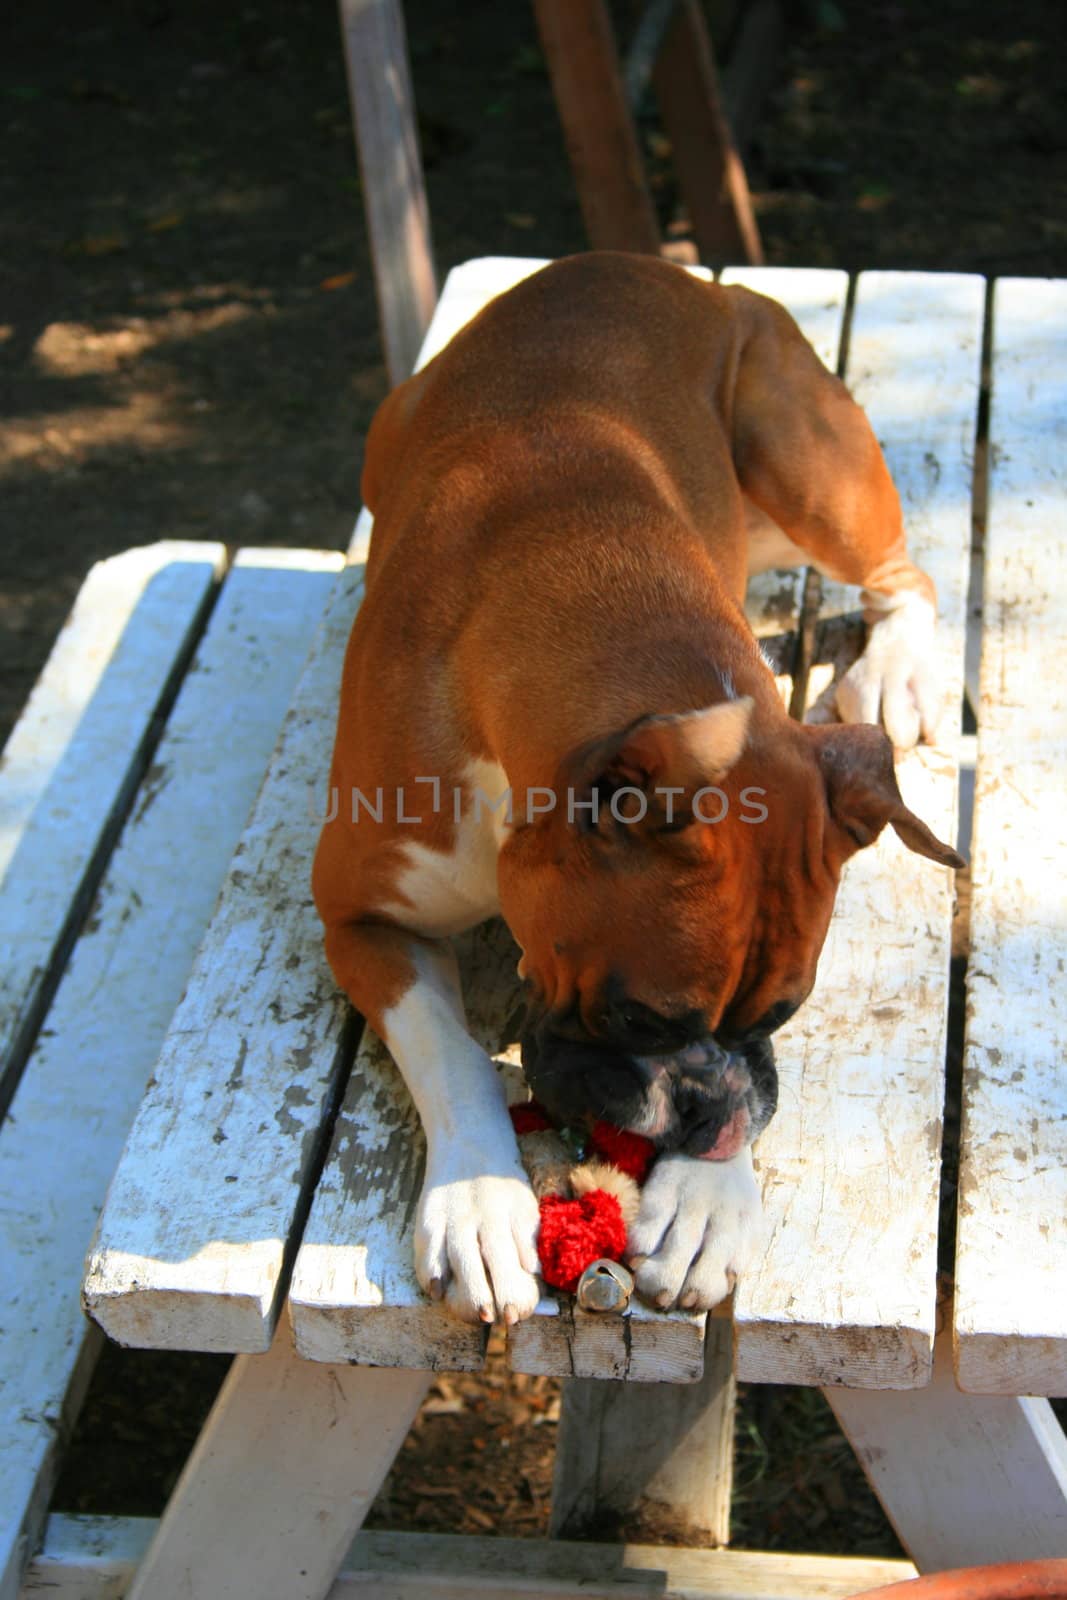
[313,253,963,1325]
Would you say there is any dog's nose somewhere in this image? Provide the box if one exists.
[643,1035,732,1075]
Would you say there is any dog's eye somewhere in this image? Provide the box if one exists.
[609,1000,695,1052]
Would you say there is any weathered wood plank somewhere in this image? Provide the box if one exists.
[339,0,437,385]
[329,1535,914,1600]
[122,1322,430,1600]
[82,561,364,1354]
[954,278,1067,1394]
[533,0,661,255]
[722,0,785,158]
[22,1519,918,1600]
[21,1517,153,1600]
[505,1286,707,1382]
[0,551,342,1600]
[549,1317,735,1541]
[0,542,223,1117]
[734,273,984,1387]
[653,0,762,264]
[828,1322,1067,1567]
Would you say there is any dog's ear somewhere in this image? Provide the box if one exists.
[559,698,753,831]
[808,722,965,867]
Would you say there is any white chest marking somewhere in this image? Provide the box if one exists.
[381,759,509,937]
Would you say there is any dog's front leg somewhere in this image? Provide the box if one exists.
[626,1148,766,1311]
[325,922,541,1324]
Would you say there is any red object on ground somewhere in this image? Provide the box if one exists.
[850,1562,1067,1600]
[536,1189,628,1293]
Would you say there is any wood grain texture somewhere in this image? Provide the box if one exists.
[734,274,984,1388]
[533,0,661,255]
[0,552,342,1600]
[0,551,340,1598]
[829,1323,1067,1566]
[722,0,785,157]
[124,1321,430,1600]
[83,563,364,1354]
[506,1294,707,1382]
[22,1517,154,1600]
[22,1519,918,1600]
[0,542,222,1116]
[339,0,437,384]
[329,1537,913,1600]
[653,0,762,264]
[549,1317,735,1541]
[954,278,1067,1394]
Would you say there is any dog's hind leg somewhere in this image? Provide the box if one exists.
[728,287,942,746]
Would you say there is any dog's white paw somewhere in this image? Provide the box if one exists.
[837,592,941,749]
[627,1148,765,1311]
[415,1147,541,1326]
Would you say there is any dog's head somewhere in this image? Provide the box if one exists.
[498,697,962,1158]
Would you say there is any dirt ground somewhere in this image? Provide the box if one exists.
[5,0,1065,1558]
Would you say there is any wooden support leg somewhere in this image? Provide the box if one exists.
[826,1323,1067,1569]
[722,0,785,157]
[533,0,662,255]
[339,0,437,385]
[550,1316,735,1543]
[125,1318,430,1600]
[653,0,762,265]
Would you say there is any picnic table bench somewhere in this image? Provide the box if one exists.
[2,259,1066,1600]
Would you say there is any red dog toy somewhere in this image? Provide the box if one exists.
[508,1102,656,1294]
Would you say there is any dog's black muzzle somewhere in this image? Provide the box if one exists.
[519,1018,778,1159]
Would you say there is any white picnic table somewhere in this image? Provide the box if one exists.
[1,260,1066,1600]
